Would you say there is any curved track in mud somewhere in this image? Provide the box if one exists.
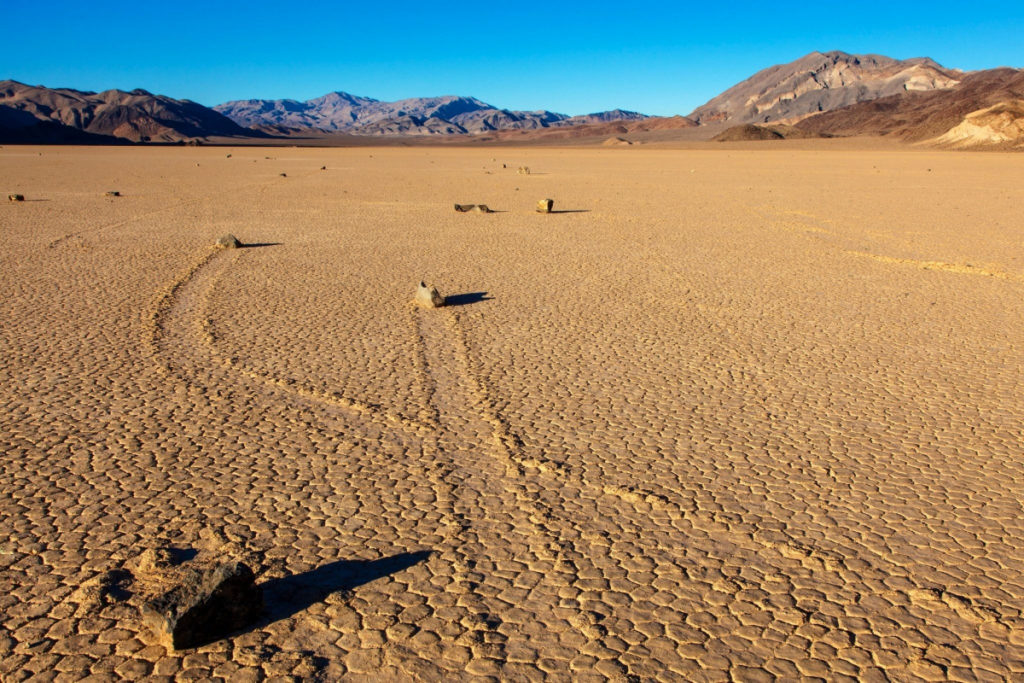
[140,244,1022,678]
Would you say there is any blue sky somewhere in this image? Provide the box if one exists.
[5,2,1023,116]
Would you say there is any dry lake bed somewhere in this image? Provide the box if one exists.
[2,144,1024,680]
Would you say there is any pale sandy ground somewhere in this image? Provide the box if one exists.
[2,144,1024,681]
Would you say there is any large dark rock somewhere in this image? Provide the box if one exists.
[141,556,263,649]
[216,234,242,249]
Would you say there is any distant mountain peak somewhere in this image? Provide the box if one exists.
[690,51,960,125]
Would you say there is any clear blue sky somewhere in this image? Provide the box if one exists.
[5,2,1022,116]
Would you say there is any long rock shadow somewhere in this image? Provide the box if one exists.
[260,550,432,622]
[240,242,283,249]
[445,291,493,307]
[549,209,590,214]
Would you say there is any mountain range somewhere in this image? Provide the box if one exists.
[214,93,647,136]
[0,80,250,143]
[2,51,1022,148]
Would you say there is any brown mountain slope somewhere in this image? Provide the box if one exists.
[0,80,255,143]
[0,104,126,144]
[796,68,1024,141]
[690,51,960,125]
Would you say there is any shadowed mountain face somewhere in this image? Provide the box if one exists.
[689,51,961,125]
[214,92,647,136]
[0,80,254,143]
[796,68,1024,147]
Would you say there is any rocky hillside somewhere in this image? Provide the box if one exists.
[0,80,253,143]
[796,68,1024,146]
[215,92,646,136]
[689,51,960,125]
[932,100,1024,148]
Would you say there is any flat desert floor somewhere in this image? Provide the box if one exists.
[2,144,1024,681]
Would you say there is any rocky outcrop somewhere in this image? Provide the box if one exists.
[929,100,1024,148]
[690,51,960,126]
[712,124,825,141]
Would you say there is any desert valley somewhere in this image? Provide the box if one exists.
[3,50,1024,680]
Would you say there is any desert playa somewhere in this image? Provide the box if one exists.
[3,143,1024,679]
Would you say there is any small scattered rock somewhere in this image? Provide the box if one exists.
[472,205,492,213]
[8,194,24,202]
[105,191,121,197]
[536,198,554,213]
[226,154,232,158]
[454,204,473,212]
[415,282,445,308]
[279,173,287,177]
[320,166,327,170]
[517,166,531,175]
[216,234,242,249]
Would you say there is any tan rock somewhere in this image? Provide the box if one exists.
[536,199,554,213]
[415,282,445,308]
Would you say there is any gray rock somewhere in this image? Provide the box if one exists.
[216,234,242,249]
[141,558,263,650]
[454,204,493,213]
[536,198,554,213]
[415,281,445,308]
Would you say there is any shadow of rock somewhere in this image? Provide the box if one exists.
[260,550,432,623]
[444,292,493,307]
[240,242,283,249]
[549,209,590,214]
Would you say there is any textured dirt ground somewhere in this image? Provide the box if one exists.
[2,144,1024,681]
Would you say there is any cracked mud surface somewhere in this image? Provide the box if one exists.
[3,145,1024,680]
